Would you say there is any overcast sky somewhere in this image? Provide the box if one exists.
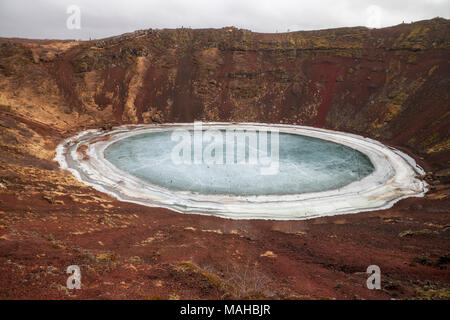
[0,0,449,40]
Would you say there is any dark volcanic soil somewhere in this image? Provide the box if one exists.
[0,19,449,299]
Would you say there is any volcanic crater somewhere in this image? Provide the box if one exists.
[0,18,449,299]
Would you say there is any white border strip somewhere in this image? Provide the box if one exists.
[55,123,428,220]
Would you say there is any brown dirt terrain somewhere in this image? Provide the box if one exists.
[0,18,449,299]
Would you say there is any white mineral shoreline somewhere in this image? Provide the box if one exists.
[55,123,428,220]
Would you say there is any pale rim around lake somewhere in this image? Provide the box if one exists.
[55,123,428,220]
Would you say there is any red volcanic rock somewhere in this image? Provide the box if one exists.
[0,18,448,299]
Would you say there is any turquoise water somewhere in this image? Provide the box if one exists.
[104,130,374,196]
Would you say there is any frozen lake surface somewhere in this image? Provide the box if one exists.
[104,131,375,196]
[56,123,427,220]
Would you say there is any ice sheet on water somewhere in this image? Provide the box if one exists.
[104,130,374,196]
